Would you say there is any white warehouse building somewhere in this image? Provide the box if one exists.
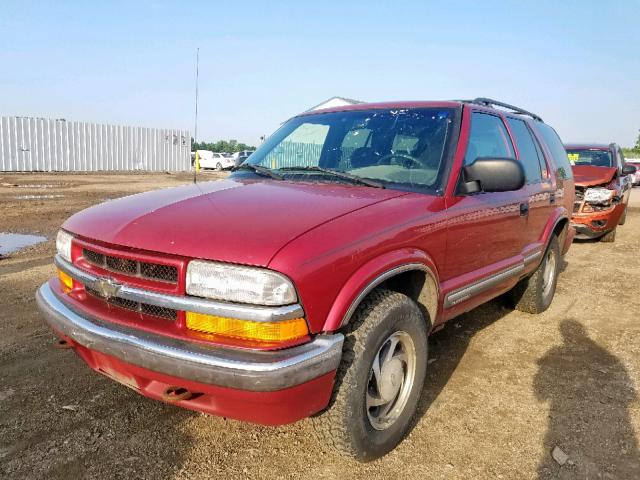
[0,116,191,172]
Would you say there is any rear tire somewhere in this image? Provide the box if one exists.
[511,236,560,314]
[215,162,223,171]
[600,228,616,242]
[311,289,428,461]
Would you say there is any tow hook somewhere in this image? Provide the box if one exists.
[53,339,74,349]
[161,386,193,403]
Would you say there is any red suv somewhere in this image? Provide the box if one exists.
[566,143,636,242]
[37,98,574,460]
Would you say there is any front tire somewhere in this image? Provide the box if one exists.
[618,207,627,226]
[511,235,560,314]
[215,162,223,171]
[311,289,428,461]
[600,228,616,242]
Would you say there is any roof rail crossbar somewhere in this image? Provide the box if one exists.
[468,98,543,122]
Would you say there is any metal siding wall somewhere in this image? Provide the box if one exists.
[0,116,190,171]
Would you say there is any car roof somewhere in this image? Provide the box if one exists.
[296,101,463,116]
[564,143,612,150]
[295,100,544,124]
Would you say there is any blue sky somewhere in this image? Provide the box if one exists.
[1,1,639,147]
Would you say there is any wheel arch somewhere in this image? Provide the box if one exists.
[322,249,439,333]
[544,209,571,254]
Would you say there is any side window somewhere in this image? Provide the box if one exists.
[532,122,573,180]
[263,122,329,168]
[464,113,514,165]
[342,128,371,150]
[506,118,543,184]
[392,134,419,152]
[340,128,371,166]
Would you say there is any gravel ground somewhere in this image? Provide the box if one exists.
[1,173,639,479]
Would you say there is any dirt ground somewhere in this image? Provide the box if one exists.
[1,172,639,479]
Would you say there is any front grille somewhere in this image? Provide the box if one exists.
[83,248,178,284]
[86,287,177,320]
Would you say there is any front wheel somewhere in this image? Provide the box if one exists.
[618,207,627,226]
[311,289,428,461]
[215,162,223,171]
[600,228,616,242]
[510,235,560,314]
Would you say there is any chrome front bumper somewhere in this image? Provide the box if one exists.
[36,283,344,392]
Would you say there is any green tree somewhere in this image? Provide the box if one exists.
[621,130,640,157]
[191,138,256,153]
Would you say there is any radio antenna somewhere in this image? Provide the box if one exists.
[193,47,200,184]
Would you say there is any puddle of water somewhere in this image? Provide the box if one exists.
[0,233,47,256]
[14,194,64,200]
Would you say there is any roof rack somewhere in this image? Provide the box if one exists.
[462,98,543,122]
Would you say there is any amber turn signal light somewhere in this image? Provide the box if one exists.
[185,311,309,344]
[57,269,73,293]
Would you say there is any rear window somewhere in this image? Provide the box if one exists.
[531,122,573,180]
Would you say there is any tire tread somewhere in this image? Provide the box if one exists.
[310,289,424,459]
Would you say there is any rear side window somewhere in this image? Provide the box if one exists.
[464,113,514,165]
[507,118,543,184]
[532,122,573,180]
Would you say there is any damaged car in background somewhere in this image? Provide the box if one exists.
[566,143,636,242]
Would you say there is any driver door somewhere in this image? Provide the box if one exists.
[443,111,528,310]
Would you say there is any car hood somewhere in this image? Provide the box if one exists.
[572,165,617,187]
[63,179,407,267]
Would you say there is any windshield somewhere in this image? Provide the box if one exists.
[566,148,613,168]
[243,108,458,192]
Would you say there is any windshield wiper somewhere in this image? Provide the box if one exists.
[231,163,283,180]
[279,166,385,189]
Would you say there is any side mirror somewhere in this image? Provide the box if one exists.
[460,157,525,194]
[622,164,637,176]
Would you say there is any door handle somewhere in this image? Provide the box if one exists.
[519,202,529,216]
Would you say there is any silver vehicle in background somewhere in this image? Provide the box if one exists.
[233,150,255,166]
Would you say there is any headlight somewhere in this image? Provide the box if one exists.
[584,187,613,204]
[186,260,297,305]
[56,230,73,262]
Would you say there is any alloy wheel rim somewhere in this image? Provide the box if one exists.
[366,331,417,431]
[542,249,557,298]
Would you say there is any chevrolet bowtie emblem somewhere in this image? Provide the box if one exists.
[90,278,122,300]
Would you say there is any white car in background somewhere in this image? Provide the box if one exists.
[196,150,235,170]
[627,160,640,186]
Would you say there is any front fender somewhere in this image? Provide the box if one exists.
[322,248,439,332]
